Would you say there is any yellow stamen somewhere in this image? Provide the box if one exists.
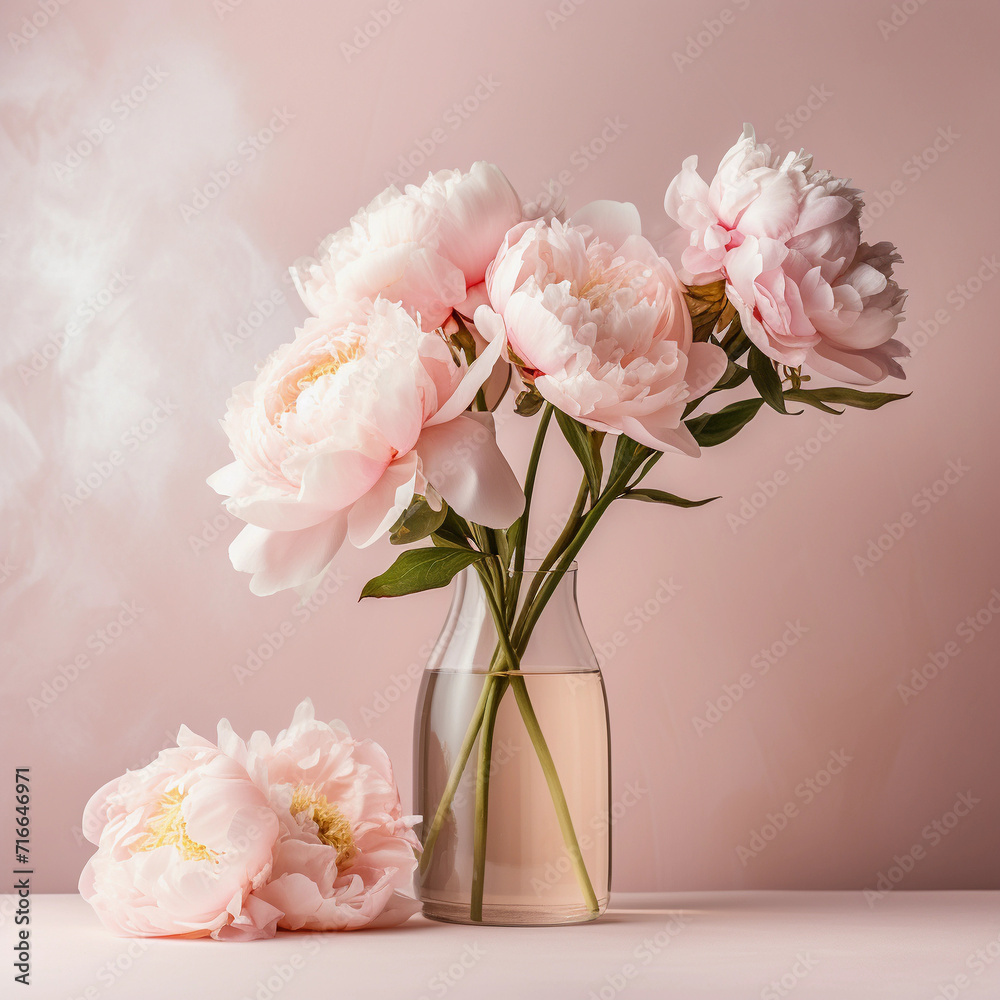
[132,788,219,863]
[290,784,357,871]
[282,341,362,413]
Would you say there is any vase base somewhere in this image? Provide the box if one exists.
[419,896,609,927]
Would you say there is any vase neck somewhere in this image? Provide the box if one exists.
[428,563,598,674]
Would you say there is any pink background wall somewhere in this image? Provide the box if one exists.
[2,0,998,893]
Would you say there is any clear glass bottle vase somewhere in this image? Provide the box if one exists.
[413,561,611,925]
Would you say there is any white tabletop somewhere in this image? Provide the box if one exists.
[6,891,999,998]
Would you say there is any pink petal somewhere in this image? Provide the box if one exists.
[292,447,392,512]
[424,326,505,427]
[570,200,642,248]
[347,453,418,548]
[417,412,525,527]
[430,161,523,285]
[684,342,730,398]
[619,414,701,457]
[229,516,348,597]
[212,894,283,941]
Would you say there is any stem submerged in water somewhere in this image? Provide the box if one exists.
[418,414,648,921]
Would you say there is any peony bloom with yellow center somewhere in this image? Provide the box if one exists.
[216,699,421,931]
[208,296,524,597]
[79,734,281,940]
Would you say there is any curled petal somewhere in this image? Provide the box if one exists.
[347,453,418,548]
[229,516,348,597]
[418,412,525,528]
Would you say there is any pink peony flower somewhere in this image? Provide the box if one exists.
[217,700,421,931]
[664,125,907,383]
[476,200,727,456]
[208,297,524,596]
[79,731,281,941]
[291,162,523,330]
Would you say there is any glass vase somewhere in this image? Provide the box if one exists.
[413,561,611,925]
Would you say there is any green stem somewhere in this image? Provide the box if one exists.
[512,449,649,655]
[518,475,589,621]
[508,674,599,913]
[506,404,553,622]
[417,668,499,875]
[418,564,511,881]
[470,672,505,920]
[474,570,598,917]
[467,564,516,918]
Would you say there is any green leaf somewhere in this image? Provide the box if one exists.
[514,387,544,416]
[712,361,750,393]
[720,312,750,361]
[783,391,843,415]
[784,387,911,411]
[555,409,603,500]
[389,496,448,545]
[360,547,486,599]
[686,397,766,447]
[607,434,651,490]
[682,361,750,419]
[623,489,719,508]
[749,345,797,415]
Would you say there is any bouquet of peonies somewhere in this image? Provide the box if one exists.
[203,125,908,918]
